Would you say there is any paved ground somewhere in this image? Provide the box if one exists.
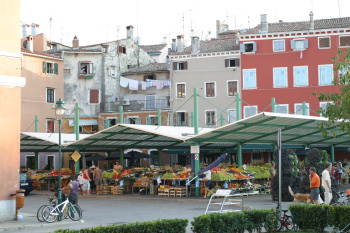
[1,184,349,233]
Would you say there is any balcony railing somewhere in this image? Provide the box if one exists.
[102,99,170,112]
[78,73,95,79]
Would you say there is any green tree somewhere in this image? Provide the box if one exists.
[313,48,350,138]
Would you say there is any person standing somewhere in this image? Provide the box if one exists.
[89,166,96,194]
[94,165,103,195]
[198,170,214,198]
[113,162,123,174]
[337,160,343,186]
[270,162,276,178]
[322,162,332,205]
[83,166,91,195]
[69,178,82,204]
[309,167,320,205]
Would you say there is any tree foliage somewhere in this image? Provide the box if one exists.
[312,48,350,138]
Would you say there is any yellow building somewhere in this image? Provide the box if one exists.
[0,0,26,221]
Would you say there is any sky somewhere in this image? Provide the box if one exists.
[21,0,350,47]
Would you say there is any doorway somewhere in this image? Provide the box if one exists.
[26,155,35,169]
[47,155,55,170]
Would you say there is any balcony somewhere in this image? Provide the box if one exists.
[78,73,94,79]
[102,98,170,113]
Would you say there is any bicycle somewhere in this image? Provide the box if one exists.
[272,202,296,231]
[42,197,82,223]
[37,196,57,222]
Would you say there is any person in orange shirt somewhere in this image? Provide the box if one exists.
[309,167,320,205]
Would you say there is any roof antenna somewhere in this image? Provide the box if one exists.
[248,16,250,29]
[338,0,341,17]
[50,18,52,48]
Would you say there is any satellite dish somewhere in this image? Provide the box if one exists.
[134,36,141,44]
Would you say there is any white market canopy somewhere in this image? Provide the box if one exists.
[21,113,350,153]
[68,119,98,126]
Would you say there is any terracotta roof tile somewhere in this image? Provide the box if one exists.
[62,49,102,53]
[170,38,239,55]
[245,17,350,34]
[140,44,167,53]
[121,63,169,76]
[21,48,62,59]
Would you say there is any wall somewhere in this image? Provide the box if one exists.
[171,53,241,127]
[0,0,26,221]
[19,152,59,170]
[240,33,343,116]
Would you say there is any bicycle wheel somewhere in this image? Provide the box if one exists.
[36,205,48,222]
[42,206,58,223]
[276,219,282,231]
[68,204,82,221]
[285,216,294,231]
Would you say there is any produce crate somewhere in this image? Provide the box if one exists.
[158,188,170,197]
[111,187,124,195]
[174,187,186,197]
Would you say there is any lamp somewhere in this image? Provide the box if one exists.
[54,98,66,210]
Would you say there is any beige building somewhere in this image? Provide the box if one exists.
[0,0,26,221]
[169,36,240,128]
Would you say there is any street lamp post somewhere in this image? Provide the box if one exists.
[54,98,66,205]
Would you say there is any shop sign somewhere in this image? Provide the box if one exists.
[195,154,199,160]
[252,149,267,152]
[71,150,81,162]
[191,145,200,154]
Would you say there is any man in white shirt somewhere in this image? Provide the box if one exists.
[322,162,332,205]
[199,170,214,198]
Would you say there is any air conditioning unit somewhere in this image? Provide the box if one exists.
[122,99,130,105]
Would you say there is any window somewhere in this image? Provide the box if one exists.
[47,120,55,133]
[276,104,289,114]
[339,36,350,47]
[104,118,119,128]
[206,110,216,126]
[319,65,333,85]
[225,58,240,68]
[205,82,215,97]
[89,89,99,104]
[293,66,308,86]
[291,39,308,50]
[175,112,188,126]
[80,62,93,74]
[146,116,158,125]
[64,69,70,74]
[273,67,288,87]
[227,81,238,96]
[228,109,236,123]
[240,42,257,53]
[143,74,155,81]
[177,83,186,98]
[42,62,58,74]
[295,103,310,115]
[124,117,141,124]
[110,67,116,77]
[319,37,330,49]
[118,46,127,54]
[252,153,263,162]
[244,106,258,118]
[243,69,257,89]
[173,61,188,70]
[273,40,285,51]
[46,88,55,103]
[146,95,156,109]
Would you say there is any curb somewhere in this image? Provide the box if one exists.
[0,220,83,232]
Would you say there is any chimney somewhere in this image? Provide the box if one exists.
[21,23,28,38]
[30,23,39,36]
[126,25,134,40]
[216,20,221,38]
[177,35,184,53]
[260,14,268,33]
[72,35,79,48]
[171,38,177,52]
[309,11,314,30]
[191,36,200,54]
[26,35,34,52]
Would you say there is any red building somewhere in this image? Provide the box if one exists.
[238,13,350,118]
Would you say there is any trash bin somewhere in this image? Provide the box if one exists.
[15,189,25,220]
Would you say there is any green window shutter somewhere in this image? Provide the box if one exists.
[42,61,47,73]
[54,63,58,75]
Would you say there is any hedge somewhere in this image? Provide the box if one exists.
[191,209,278,233]
[54,218,188,233]
[290,204,350,232]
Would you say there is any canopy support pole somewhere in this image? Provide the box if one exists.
[302,101,307,115]
[236,93,241,121]
[221,114,224,126]
[237,143,242,167]
[35,151,39,170]
[158,149,162,166]
[119,106,124,123]
[194,88,200,196]
[35,115,38,132]
[331,145,335,163]
[158,109,162,126]
[191,112,194,127]
[119,148,124,167]
[271,98,276,113]
[75,102,80,174]
[107,152,111,169]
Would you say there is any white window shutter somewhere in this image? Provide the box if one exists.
[115,118,119,124]
[136,118,141,125]
[146,117,151,125]
[89,63,93,73]
[240,44,245,53]
[124,118,130,124]
[252,42,257,52]
[304,39,309,49]
[291,40,295,49]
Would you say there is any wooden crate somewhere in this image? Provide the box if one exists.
[158,188,170,197]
